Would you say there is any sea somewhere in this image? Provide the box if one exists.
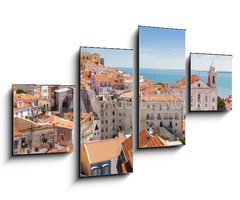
[118,67,232,98]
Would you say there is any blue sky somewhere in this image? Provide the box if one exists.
[191,53,232,72]
[139,26,185,70]
[81,47,133,68]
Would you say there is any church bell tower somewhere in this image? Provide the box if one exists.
[208,60,217,88]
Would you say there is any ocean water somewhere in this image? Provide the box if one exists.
[118,67,232,98]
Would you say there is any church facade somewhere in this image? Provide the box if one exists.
[190,62,218,111]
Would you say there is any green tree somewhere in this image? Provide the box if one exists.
[16,89,26,94]
[155,82,167,88]
[217,96,226,111]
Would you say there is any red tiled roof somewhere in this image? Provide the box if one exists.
[94,74,111,82]
[178,75,200,86]
[121,135,133,162]
[139,128,167,148]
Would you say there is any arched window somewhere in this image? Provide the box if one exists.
[101,164,110,175]
[198,93,201,102]
[91,166,100,176]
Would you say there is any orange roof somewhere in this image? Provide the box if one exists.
[14,93,38,102]
[64,112,74,121]
[39,100,50,105]
[81,113,93,125]
[141,87,155,94]
[119,91,133,99]
[147,134,167,147]
[83,137,126,164]
[94,74,111,82]
[157,87,169,91]
[14,117,53,132]
[121,135,133,162]
[225,98,232,104]
[14,102,31,111]
[178,75,200,86]
[110,78,125,86]
[49,117,73,129]
[14,127,21,138]
[141,93,182,102]
[139,128,167,148]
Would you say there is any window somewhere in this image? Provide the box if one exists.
[213,76,215,84]
[60,134,64,141]
[102,164,110,175]
[18,101,23,107]
[160,122,163,127]
[42,134,47,143]
[112,119,115,123]
[205,95,208,102]
[198,83,201,87]
[175,113,179,120]
[91,167,100,176]
[212,97,215,102]
[169,121,173,128]
[112,111,115,115]
[164,113,168,119]
[105,120,108,124]
[198,93,201,102]
[105,128,108,132]
[21,137,27,148]
[14,141,18,149]
[150,113,154,119]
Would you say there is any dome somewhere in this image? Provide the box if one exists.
[210,60,215,71]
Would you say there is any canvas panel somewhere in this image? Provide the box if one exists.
[190,53,232,112]
[80,47,133,177]
[138,26,186,148]
[13,84,75,155]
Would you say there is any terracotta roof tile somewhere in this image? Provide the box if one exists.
[121,135,133,161]
[94,74,111,82]
[139,128,167,148]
